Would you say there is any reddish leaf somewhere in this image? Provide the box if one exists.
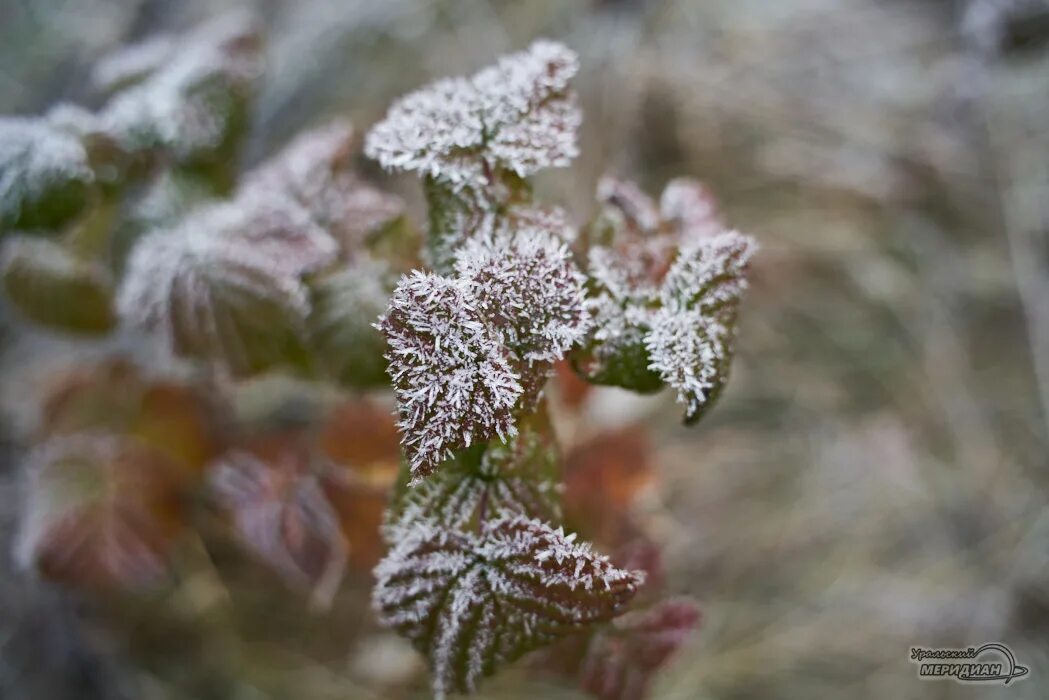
[39,359,219,476]
[579,599,701,700]
[563,426,654,545]
[373,515,644,697]
[209,434,348,608]
[319,399,401,484]
[554,358,593,410]
[16,435,185,589]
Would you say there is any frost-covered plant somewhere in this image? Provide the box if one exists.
[3,25,755,700]
[366,41,756,697]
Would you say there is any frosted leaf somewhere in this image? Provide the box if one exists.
[577,178,755,405]
[659,178,722,242]
[210,446,347,608]
[579,598,701,700]
[90,35,176,95]
[0,117,93,229]
[365,40,580,190]
[15,434,184,589]
[595,177,660,235]
[658,230,756,313]
[373,515,643,698]
[244,120,407,255]
[455,213,590,363]
[378,271,522,482]
[308,256,393,388]
[97,12,261,161]
[472,40,582,181]
[574,245,663,392]
[1,235,115,334]
[117,198,336,377]
[385,416,561,540]
[645,232,757,423]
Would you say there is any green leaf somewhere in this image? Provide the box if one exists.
[1,236,115,334]
[308,258,392,388]
[0,118,94,230]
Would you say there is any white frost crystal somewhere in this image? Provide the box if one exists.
[364,40,580,190]
[373,515,642,698]
[455,214,590,363]
[379,272,522,482]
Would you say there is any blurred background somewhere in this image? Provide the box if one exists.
[2,0,1048,699]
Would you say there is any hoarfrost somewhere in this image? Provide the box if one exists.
[364,40,580,190]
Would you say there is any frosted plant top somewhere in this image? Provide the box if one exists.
[364,40,581,190]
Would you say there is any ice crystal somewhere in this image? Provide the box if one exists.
[97,12,261,161]
[15,434,183,589]
[0,117,94,229]
[117,197,337,376]
[364,40,580,190]
[210,448,347,607]
[455,213,590,363]
[378,271,522,482]
[373,515,643,698]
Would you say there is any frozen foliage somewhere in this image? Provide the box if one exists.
[646,232,757,422]
[245,120,406,253]
[381,214,590,479]
[580,178,757,419]
[596,177,661,234]
[364,43,754,699]
[455,213,590,363]
[97,12,261,160]
[0,117,94,228]
[378,272,522,482]
[15,434,183,589]
[364,40,580,190]
[659,178,723,241]
[385,422,561,539]
[373,515,643,698]
[210,449,347,608]
[117,196,337,376]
